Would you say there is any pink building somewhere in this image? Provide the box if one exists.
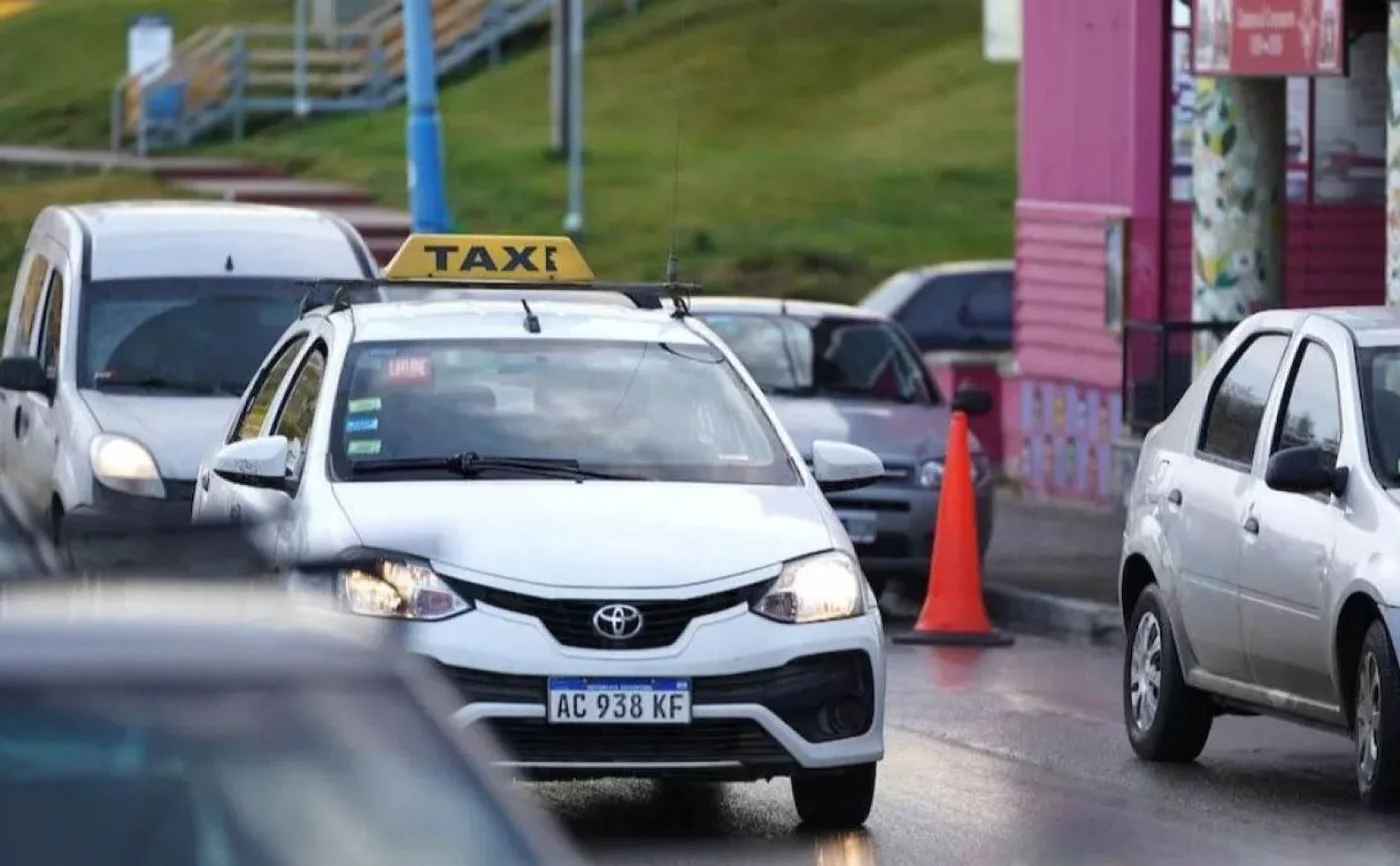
[1005,0,1387,507]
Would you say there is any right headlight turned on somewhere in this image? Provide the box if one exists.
[752,551,868,624]
[303,550,471,621]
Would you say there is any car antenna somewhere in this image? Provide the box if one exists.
[663,0,693,321]
[779,296,788,316]
[521,298,541,334]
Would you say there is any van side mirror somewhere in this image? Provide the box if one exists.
[950,387,993,417]
[1264,445,1348,498]
[0,356,52,399]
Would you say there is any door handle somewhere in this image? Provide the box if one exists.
[1167,488,1182,505]
[12,405,24,439]
[1243,516,1259,535]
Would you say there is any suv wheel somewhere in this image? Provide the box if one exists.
[1123,585,1213,762]
[1355,620,1400,811]
[790,762,876,829]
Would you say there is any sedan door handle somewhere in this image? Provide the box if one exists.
[1243,516,1259,535]
[1167,488,1182,505]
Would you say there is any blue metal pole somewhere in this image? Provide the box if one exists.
[403,0,450,232]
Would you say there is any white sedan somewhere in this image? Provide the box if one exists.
[1121,305,1400,810]
[192,234,889,829]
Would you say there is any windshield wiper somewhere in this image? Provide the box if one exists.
[94,377,221,395]
[348,452,644,481]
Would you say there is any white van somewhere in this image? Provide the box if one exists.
[0,200,378,566]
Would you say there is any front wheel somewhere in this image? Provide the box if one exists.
[1122,585,1213,762]
[790,762,876,829]
[1354,620,1400,811]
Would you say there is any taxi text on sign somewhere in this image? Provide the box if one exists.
[384,234,596,283]
[1192,0,1345,76]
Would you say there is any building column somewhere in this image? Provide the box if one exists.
[1387,2,1400,303]
[1192,77,1286,370]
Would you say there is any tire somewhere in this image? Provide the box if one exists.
[1354,620,1400,811]
[790,762,876,829]
[1123,585,1214,762]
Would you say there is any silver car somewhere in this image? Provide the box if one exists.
[691,297,995,596]
[1120,305,1400,810]
[0,201,377,568]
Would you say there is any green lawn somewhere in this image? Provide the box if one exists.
[227,0,1017,300]
[0,0,292,149]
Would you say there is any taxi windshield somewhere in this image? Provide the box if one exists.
[699,312,938,406]
[77,278,304,396]
[0,681,538,866]
[329,338,798,485]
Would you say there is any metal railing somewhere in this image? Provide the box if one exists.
[111,0,628,153]
[1120,319,1241,438]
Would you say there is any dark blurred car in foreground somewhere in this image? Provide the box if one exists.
[692,297,995,595]
[857,261,1013,354]
[0,553,587,866]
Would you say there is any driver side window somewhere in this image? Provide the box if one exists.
[272,347,327,484]
[232,335,307,443]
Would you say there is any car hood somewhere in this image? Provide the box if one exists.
[331,481,834,591]
[766,395,952,465]
[79,391,240,481]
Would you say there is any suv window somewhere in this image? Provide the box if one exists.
[233,334,308,442]
[1271,340,1342,470]
[960,274,1013,329]
[37,270,65,379]
[9,253,50,355]
[1199,333,1290,465]
[273,347,327,482]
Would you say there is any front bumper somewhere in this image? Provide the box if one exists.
[60,480,195,569]
[826,479,995,580]
[405,584,886,782]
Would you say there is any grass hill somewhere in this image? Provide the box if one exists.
[0,0,1016,302]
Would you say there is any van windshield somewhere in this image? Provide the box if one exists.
[76,278,304,396]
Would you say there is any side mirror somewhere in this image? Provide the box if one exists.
[1264,445,1348,498]
[0,355,52,398]
[950,387,993,417]
[212,435,291,492]
[811,439,885,493]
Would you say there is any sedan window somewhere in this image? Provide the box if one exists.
[1198,333,1290,466]
[1270,341,1342,469]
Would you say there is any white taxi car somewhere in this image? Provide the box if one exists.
[191,234,888,828]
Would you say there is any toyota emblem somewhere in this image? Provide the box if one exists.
[592,603,644,640]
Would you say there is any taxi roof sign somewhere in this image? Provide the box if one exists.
[384,233,595,284]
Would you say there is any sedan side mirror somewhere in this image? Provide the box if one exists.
[0,355,53,399]
[811,439,885,493]
[212,435,291,493]
[950,387,993,417]
[1264,444,1348,498]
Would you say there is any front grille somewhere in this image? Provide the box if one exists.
[855,533,910,558]
[483,718,790,764]
[438,651,875,742]
[162,480,197,502]
[831,497,910,513]
[448,579,773,650]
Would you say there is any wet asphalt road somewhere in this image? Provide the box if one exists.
[528,632,1400,866]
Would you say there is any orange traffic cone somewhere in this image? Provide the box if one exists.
[893,407,1013,647]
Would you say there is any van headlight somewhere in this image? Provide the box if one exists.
[917,459,944,488]
[89,434,165,499]
[752,551,866,624]
[335,553,471,621]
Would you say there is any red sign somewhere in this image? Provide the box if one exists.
[384,356,433,383]
[1193,0,1345,76]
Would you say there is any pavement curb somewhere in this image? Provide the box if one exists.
[983,582,1123,643]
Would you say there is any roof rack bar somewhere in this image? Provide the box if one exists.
[294,278,702,315]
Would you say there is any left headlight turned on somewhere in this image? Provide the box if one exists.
[89,433,165,499]
[752,551,866,624]
[335,553,471,621]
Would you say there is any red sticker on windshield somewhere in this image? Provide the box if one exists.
[384,356,433,383]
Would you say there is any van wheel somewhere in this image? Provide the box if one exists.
[1355,620,1400,811]
[790,762,876,829]
[1123,585,1213,762]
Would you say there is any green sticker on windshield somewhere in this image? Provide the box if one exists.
[347,439,382,456]
[348,397,382,413]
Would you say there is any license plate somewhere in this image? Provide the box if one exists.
[836,510,878,544]
[546,677,692,724]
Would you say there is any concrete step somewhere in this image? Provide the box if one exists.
[176,177,374,206]
[151,160,287,182]
[321,205,414,241]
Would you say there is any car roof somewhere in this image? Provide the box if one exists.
[908,259,1015,277]
[334,297,714,345]
[61,200,368,282]
[0,583,399,680]
[688,295,890,322]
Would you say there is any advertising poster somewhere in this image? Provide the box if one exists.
[1313,31,1387,204]
[1171,29,1310,202]
[126,13,173,84]
[1194,0,1345,76]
